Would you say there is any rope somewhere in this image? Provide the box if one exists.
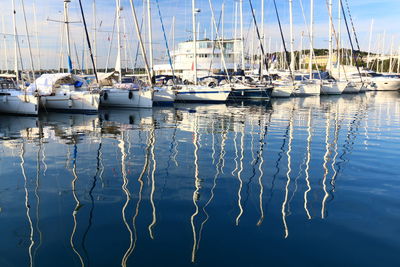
[339,0,363,82]
[248,0,269,75]
[155,0,176,83]
[272,0,294,83]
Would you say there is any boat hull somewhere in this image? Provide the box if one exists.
[229,86,273,100]
[373,79,400,91]
[153,87,176,104]
[100,89,153,108]
[294,83,321,96]
[40,92,100,113]
[175,85,231,102]
[321,82,347,95]
[0,93,38,116]
[343,82,361,94]
[271,86,294,98]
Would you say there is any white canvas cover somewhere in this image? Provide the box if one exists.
[27,73,88,95]
[97,72,118,86]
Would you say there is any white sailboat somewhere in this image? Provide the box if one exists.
[321,0,346,95]
[175,0,231,102]
[295,0,321,97]
[0,77,38,116]
[31,0,100,113]
[28,73,99,112]
[99,0,153,108]
[0,0,38,116]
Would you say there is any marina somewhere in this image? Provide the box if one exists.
[0,92,400,266]
[0,0,400,266]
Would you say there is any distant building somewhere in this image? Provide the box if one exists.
[154,39,247,82]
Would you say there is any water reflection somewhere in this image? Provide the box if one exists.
[0,92,400,266]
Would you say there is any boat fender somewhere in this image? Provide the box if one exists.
[2,96,7,103]
[129,91,134,100]
[103,92,108,100]
[68,99,73,108]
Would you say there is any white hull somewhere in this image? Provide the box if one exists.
[175,85,231,102]
[321,81,347,95]
[294,82,321,96]
[271,85,294,98]
[154,87,176,103]
[100,89,153,108]
[343,82,361,94]
[0,92,38,116]
[373,79,400,91]
[40,91,100,112]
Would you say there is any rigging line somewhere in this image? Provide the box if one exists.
[272,0,294,82]
[248,0,269,75]
[20,0,35,82]
[343,0,362,58]
[298,0,322,79]
[339,0,363,82]
[78,0,99,83]
[105,10,117,73]
[155,0,176,83]
[207,9,223,77]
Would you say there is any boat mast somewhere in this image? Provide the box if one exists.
[64,0,73,73]
[240,0,245,70]
[338,0,342,79]
[33,0,41,71]
[21,0,36,82]
[261,0,264,75]
[309,0,314,78]
[328,0,333,71]
[366,19,374,69]
[128,0,153,85]
[93,0,97,69]
[299,31,303,70]
[289,0,295,71]
[115,0,122,82]
[233,1,238,72]
[192,0,198,85]
[11,0,19,83]
[1,15,9,73]
[147,0,154,79]
[172,16,175,68]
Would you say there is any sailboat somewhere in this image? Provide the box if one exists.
[321,0,346,95]
[0,77,39,115]
[0,0,38,116]
[294,0,321,97]
[30,0,100,113]
[174,0,231,102]
[99,0,153,108]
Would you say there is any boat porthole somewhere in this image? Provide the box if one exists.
[208,82,216,88]
[129,91,133,99]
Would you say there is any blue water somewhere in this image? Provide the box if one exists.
[0,91,399,266]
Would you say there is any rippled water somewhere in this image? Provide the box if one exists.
[0,92,399,266]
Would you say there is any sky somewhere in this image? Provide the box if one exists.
[0,0,399,70]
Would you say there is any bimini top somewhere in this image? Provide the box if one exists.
[27,73,88,95]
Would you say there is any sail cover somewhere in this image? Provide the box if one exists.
[27,73,88,95]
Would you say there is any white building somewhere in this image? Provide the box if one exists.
[154,39,248,82]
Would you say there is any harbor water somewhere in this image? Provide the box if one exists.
[0,92,399,266]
